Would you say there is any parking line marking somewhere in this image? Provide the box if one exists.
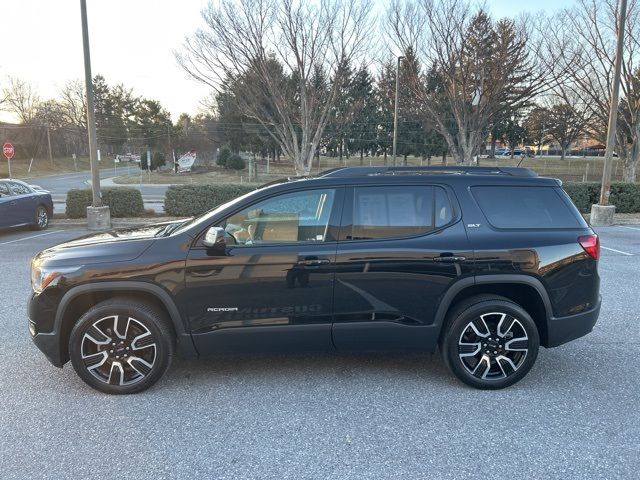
[0,231,61,246]
[618,225,640,231]
[601,245,634,256]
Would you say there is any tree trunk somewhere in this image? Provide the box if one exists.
[383,149,387,165]
[403,154,408,166]
[490,138,497,158]
[623,160,637,183]
[360,149,364,166]
[560,147,566,161]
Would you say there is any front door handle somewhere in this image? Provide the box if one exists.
[297,258,330,266]
[10,201,17,206]
[433,255,467,263]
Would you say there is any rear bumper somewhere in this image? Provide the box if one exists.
[545,297,601,347]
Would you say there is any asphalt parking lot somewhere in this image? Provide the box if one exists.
[1,225,639,479]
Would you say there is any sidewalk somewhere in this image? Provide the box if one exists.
[99,177,177,188]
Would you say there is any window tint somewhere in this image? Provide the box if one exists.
[0,182,11,196]
[8,182,31,195]
[472,186,582,229]
[223,189,336,245]
[349,185,451,240]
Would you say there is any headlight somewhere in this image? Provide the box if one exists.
[31,261,80,294]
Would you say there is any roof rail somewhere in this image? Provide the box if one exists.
[319,165,538,178]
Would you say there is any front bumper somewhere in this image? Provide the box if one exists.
[545,297,601,347]
[30,330,64,367]
[28,292,65,368]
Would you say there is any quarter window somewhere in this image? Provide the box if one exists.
[347,185,453,240]
[471,186,583,229]
[222,189,336,245]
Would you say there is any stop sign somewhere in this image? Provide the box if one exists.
[3,143,14,159]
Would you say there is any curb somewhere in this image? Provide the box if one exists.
[51,217,182,228]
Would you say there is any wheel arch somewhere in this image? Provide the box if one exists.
[55,281,197,364]
[435,275,553,347]
[38,202,53,216]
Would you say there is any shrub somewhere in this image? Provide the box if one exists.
[563,182,640,213]
[164,184,257,217]
[217,147,231,167]
[65,187,144,218]
[226,153,246,170]
[65,189,93,218]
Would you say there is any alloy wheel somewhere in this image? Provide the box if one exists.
[457,312,529,380]
[37,207,48,228]
[81,315,157,386]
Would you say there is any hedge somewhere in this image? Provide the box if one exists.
[563,182,640,213]
[66,187,145,218]
[164,184,257,217]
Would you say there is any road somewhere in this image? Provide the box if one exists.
[0,225,638,479]
[25,166,168,213]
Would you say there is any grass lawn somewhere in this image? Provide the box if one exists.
[111,154,624,186]
[0,156,92,179]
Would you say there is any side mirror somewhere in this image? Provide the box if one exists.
[202,226,226,249]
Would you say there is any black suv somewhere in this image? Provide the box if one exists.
[28,166,601,394]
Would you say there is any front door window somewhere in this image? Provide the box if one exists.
[223,189,336,245]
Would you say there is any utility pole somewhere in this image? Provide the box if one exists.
[392,55,404,167]
[591,0,627,226]
[167,122,175,171]
[45,104,53,166]
[80,0,110,229]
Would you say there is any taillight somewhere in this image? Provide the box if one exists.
[578,234,600,260]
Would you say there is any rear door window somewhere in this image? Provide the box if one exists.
[346,185,453,240]
[471,186,584,229]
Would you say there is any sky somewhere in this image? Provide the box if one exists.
[1,0,573,123]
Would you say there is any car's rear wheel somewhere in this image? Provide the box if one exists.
[32,205,49,230]
[441,295,539,390]
[69,299,174,394]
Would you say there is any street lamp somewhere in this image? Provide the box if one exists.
[392,55,404,167]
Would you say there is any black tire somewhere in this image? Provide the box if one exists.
[69,299,175,394]
[32,205,49,230]
[440,294,539,390]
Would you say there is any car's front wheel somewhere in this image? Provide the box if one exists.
[32,205,49,230]
[69,299,174,394]
[441,295,539,389]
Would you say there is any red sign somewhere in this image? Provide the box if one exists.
[3,143,14,159]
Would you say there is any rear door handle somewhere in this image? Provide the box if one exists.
[433,256,466,263]
[297,258,330,266]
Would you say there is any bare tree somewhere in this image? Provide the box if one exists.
[2,77,40,124]
[59,80,87,131]
[544,99,592,160]
[177,0,373,175]
[387,0,557,164]
[551,0,640,181]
